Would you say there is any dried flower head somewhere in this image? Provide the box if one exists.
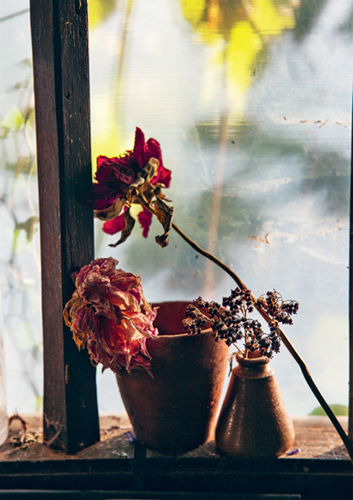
[63,257,158,373]
[183,288,298,359]
[83,127,174,247]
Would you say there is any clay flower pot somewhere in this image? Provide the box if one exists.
[215,353,295,457]
[116,301,229,454]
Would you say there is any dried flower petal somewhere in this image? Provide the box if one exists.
[125,431,136,443]
[286,447,300,456]
[138,209,153,238]
[102,212,127,235]
[63,257,158,372]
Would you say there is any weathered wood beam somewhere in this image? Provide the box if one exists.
[30,0,99,453]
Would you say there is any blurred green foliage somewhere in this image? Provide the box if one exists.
[310,404,348,416]
[89,0,117,30]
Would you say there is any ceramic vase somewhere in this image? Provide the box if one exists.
[116,301,229,454]
[215,353,295,457]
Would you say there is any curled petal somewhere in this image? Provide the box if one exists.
[132,127,146,166]
[120,317,151,342]
[95,197,126,222]
[106,288,140,313]
[138,209,153,238]
[126,158,159,203]
[152,163,171,188]
[110,269,144,302]
[83,156,137,211]
[95,156,137,191]
[145,138,162,167]
[103,213,127,235]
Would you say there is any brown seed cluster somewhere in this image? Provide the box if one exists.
[183,288,298,358]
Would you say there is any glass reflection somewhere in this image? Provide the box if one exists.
[90,0,352,416]
[0,2,41,413]
[0,0,351,417]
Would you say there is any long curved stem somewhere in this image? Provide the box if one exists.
[171,220,353,461]
[171,222,246,288]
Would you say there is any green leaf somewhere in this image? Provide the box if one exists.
[16,58,32,68]
[89,0,117,30]
[35,396,43,412]
[12,229,20,253]
[1,106,25,131]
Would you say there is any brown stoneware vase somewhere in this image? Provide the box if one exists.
[215,353,295,457]
[116,301,229,454]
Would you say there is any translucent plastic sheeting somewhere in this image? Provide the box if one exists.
[0,0,352,416]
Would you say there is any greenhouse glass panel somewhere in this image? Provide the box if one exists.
[0,2,40,414]
[0,0,352,419]
[89,0,353,416]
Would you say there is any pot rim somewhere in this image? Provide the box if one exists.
[236,353,270,367]
[149,327,214,340]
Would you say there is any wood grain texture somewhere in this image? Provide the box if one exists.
[30,0,99,453]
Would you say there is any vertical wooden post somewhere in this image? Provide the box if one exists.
[30,0,100,453]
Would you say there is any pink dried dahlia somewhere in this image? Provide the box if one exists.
[63,257,158,373]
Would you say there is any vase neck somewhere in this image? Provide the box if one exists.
[233,354,274,379]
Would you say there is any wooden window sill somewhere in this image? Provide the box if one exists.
[0,414,350,461]
[0,414,352,499]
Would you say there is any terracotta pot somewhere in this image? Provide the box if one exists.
[215,353,295,457]
[116,301,229,454]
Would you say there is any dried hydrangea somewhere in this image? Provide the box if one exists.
[183,288,298,359]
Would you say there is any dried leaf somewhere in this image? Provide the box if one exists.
[109,208,135,247]
[127,158,159,202]
[94,197,126,221]
[153,197,174,248]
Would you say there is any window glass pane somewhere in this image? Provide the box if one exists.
[90,0,352,416]
[2,0,351,418]
[0,2,41,413]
